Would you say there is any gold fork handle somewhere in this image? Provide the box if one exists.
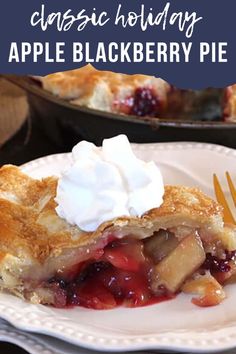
[226,172,236,207]
[213,174,236,224]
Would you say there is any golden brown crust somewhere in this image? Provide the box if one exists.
[0,165,57,208]
[0,164,224,268]
[146,185,222,220]
[41,64,169,114]
[42,64,156,98]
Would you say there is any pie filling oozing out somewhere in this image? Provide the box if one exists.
[45,236,172,309]
[41,233,236,309]
[0,165,236,309]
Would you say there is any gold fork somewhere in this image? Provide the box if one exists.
[213,172,236,224]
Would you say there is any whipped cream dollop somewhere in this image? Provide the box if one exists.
[55,135,164,232]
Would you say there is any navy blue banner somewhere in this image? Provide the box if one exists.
[0,0,235,89]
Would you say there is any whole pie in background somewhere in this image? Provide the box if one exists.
[41,64,235,122]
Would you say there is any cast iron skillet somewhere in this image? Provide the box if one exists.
[3,75,236,149]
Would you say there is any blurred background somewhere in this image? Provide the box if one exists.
[0,78,68,165]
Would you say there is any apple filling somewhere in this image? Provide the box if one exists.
[29,229,235,310]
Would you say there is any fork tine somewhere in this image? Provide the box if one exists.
[226,171,236,207]
[213,174,236,224]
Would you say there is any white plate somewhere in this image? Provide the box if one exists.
[1,142,236,353]
[0,318,115,354]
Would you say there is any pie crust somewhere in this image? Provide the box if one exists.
[42,64,170,117]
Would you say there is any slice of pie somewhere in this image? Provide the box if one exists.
[0,164,235,309]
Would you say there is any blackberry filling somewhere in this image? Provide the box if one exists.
[203,251,236,274]
[46,238,173,309]
[130,88,161,117]
[43,233,235,309]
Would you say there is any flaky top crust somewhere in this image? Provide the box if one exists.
[41,64,168,101]
[0,165,223,264]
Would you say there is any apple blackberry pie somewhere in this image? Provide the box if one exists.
[0,164,235,309]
